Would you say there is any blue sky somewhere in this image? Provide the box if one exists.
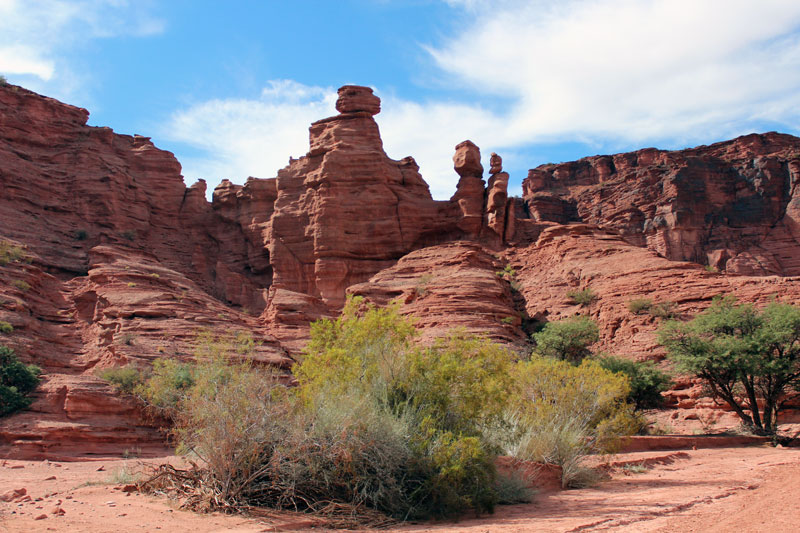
[3,0,800,199]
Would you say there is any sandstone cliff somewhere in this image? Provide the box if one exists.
[3,81,800,457]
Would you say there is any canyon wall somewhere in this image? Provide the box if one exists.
[2,82,800,456]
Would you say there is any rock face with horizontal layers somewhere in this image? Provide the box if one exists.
[3,81,800,457]
[522,134,800,275]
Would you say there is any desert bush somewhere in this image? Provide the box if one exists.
[628,298,652,315]
[0,241,28,265]
[0,321,12,334]
[532,316,599,363]
[504,356,637,488]
[566,287,597,307]
[97,365,147,395]
[595,355,672,410]
[137,358,194,419]
[11,280,30,292]
[73,229,88,241]
[649,301,677,319]
[0,75,7,85]
[494,470,534,504]
[295,298,514,517]
[0,345,41,417]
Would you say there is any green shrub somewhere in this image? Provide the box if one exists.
[595,355,671,410]
[649,301,677,319]
[0,241,28,265]
[296,299,514,518]
[628,298,652,315]
[532,316,599,363]
[137,358,194,418]
[11,280,30,292]
[0,321,12,334]
[566,287,597,307]
[504,356,637,488]
[0,345,41,417]
[73,229,88,241]
[97,366,146,395]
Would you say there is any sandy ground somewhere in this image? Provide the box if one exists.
[1,445,798,532]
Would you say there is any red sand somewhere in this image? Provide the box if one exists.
[1,445,798,532]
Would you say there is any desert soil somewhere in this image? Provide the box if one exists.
[1,445,798,532]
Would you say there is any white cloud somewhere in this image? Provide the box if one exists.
[0,0,164,97]
[429,0,800,146]
[166,81,338,189]
[163,1,800,201]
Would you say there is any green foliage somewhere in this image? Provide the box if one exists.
[0,241,28,266]
[137,358,194,418]
[504,356,637,487]
[532,316,599,363]
[566,287,597,307]
[596,355,671,409]
[494,470,534,504]
[120,230,136,241]
[296,298,514,517]
[496,265,517,279]
[97,366,146,395]
[628,298,676,319]
[11,280,30,292]
[659,296,800,434]
[0,321,12,334]
[501,316,515,325]
[628,298,652,315]
[0,345,41,417]
[649,301,677,319]
[73,229,88,241]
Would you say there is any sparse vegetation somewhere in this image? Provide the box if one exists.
[150,273,160,279]
[628,298,676,319]
[501,316,515,325]
[121,230,136,241]
[0,345,41,417]
[11,280,30,292]
[0,321,12,334]
[120,332,137,346]
[97,365,147,395]
[127,282,137,288]
[649,301,677,319]
[133,302,521,520]
[504,355,638,488]
[415,273,433,295]
[0,241,28,265]
[0,75,7,85]
[532,316,599,363]
[628,298,652,315]
[595,355,672,410]
[73,229,89,241]
[566,287,597,307]
[659,296,800,435]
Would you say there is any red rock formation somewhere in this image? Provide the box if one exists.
[4,79,800,456]
[521,134,800,275]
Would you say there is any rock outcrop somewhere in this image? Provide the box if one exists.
[3,80,800,456]
[521,134,800,275]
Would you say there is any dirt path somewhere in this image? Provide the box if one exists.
[1,446,798,532]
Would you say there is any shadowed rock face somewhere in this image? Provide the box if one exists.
[3,81,800,456]
[522,134,800,275]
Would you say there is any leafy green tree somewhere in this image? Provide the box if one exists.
[532,316,599,363]
[0,345,41,417]
[596,355,671,410]
[659,297,800,434]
